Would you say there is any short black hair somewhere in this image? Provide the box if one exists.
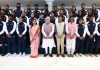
[45,4,48,6]
[40,12,44,15]
[53,6,57,8]
[61,4,65,6]
[92,3,96,6]
[5,4,9,7]
[58,15,63,18]
[50,11,54,14]
[79,17,84,20]
[27,4,30,6]
[34,4,39,7]
[8,14,13,17]
[81,3,85,6]
[16,2,21,5]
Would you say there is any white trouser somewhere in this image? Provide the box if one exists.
[44,47,53,54]
[66,38,76,54]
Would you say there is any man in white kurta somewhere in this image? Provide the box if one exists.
[42,17,55,57]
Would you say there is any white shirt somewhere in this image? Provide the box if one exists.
[55,22,65,35]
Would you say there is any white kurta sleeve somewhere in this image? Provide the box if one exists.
[42,24,47,37]
[49,24,54,37]
[74,17,77,23]
[22,22,27,35]
[55,17,58,24]
[10,21,16,34]
[66,23,69,33]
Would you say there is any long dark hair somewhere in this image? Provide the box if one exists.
[31,19,37,27]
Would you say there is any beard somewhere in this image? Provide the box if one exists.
[45,21,50,24]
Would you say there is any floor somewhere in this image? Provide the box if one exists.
[0,55,100,70]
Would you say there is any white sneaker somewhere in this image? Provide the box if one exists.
[22,53,25,56]
[6,53,11,57]
[79,54,83,57]
[75,53,79,57]
[18,53,22,57]
[12,53,16,57]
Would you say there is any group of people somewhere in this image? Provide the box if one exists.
[0,2,100,58]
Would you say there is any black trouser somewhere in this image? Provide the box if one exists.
[39,30,43,47]
[0,34,5,55]
[76,37,85,54]
[26,28,30,54]
[7,34,16,54]
[95,35,100,54]
[17,35,26,54]
[85,36,95,54]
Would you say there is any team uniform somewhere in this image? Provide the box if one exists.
[5,20,17,56]
[76,24,87,55]
[16,22,27,56]
[0,21,6,56]
[95,22,100,55]
[85,21,97,54]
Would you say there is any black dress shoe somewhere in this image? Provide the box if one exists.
[1,54,5,56]
[57,54,60,57]
[44,54,48,57]
[61,54,65,57]
[49,54,53,57]
[94,54,98,57]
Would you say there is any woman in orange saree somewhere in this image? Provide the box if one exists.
[29,19,40,58]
